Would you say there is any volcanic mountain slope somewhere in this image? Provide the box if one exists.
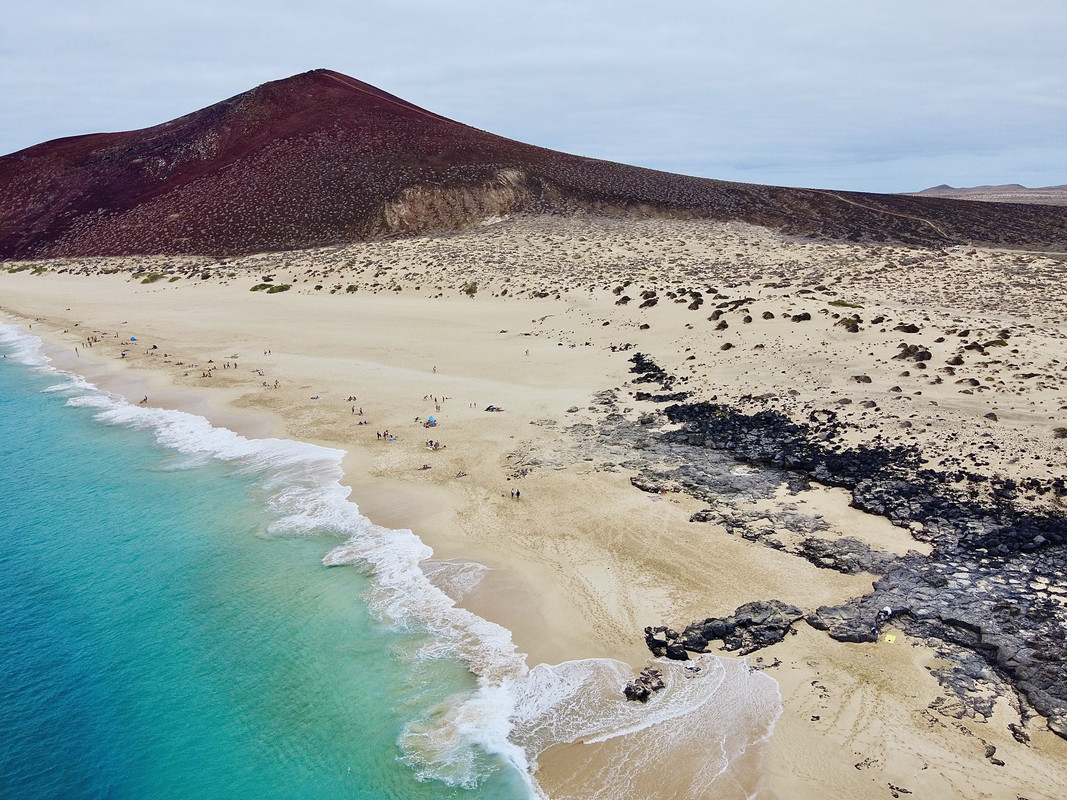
[1,69,1065,259]
[912,184,1067,206]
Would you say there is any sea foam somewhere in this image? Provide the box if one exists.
[0,320,782,799]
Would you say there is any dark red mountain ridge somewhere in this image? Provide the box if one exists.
[1,69,1064,259]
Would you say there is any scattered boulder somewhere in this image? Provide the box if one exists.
[623,666,666,702]
[629,353,676,391]
[894,343,932,362]
[648,600,805,657]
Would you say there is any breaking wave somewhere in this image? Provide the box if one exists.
[0,320,781,798]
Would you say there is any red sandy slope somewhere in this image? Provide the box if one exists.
[1,69,1064,258]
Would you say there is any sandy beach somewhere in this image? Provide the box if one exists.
[3,213,1066,799]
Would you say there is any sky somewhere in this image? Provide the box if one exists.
[2,0,1064,193]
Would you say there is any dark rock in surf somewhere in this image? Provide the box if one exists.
[623,666,666,702]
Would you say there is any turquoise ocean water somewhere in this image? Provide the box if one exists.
[0,322,781,800]
[0,324,532,799]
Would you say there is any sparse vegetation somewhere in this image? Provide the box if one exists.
[250,282,292,293]
[836,315,863,333]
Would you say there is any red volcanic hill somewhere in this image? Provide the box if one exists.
[1,69,1065,259]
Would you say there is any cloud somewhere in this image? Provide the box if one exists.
[2,0,1064,192]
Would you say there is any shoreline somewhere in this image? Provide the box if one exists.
[3,215,1066,799]
[0,302,787,800]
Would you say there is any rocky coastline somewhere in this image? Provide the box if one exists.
[594,354,1067,738]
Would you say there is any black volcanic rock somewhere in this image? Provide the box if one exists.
[648,601,805,657]
[2,69,1066,258]
[652,397,1067,738]
[623,667,666,702]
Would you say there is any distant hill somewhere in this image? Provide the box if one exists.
[911,184,1067,206]
[1,69,1065,259]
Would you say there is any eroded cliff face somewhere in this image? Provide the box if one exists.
[364,169,707,238]
[365,169,555,237]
